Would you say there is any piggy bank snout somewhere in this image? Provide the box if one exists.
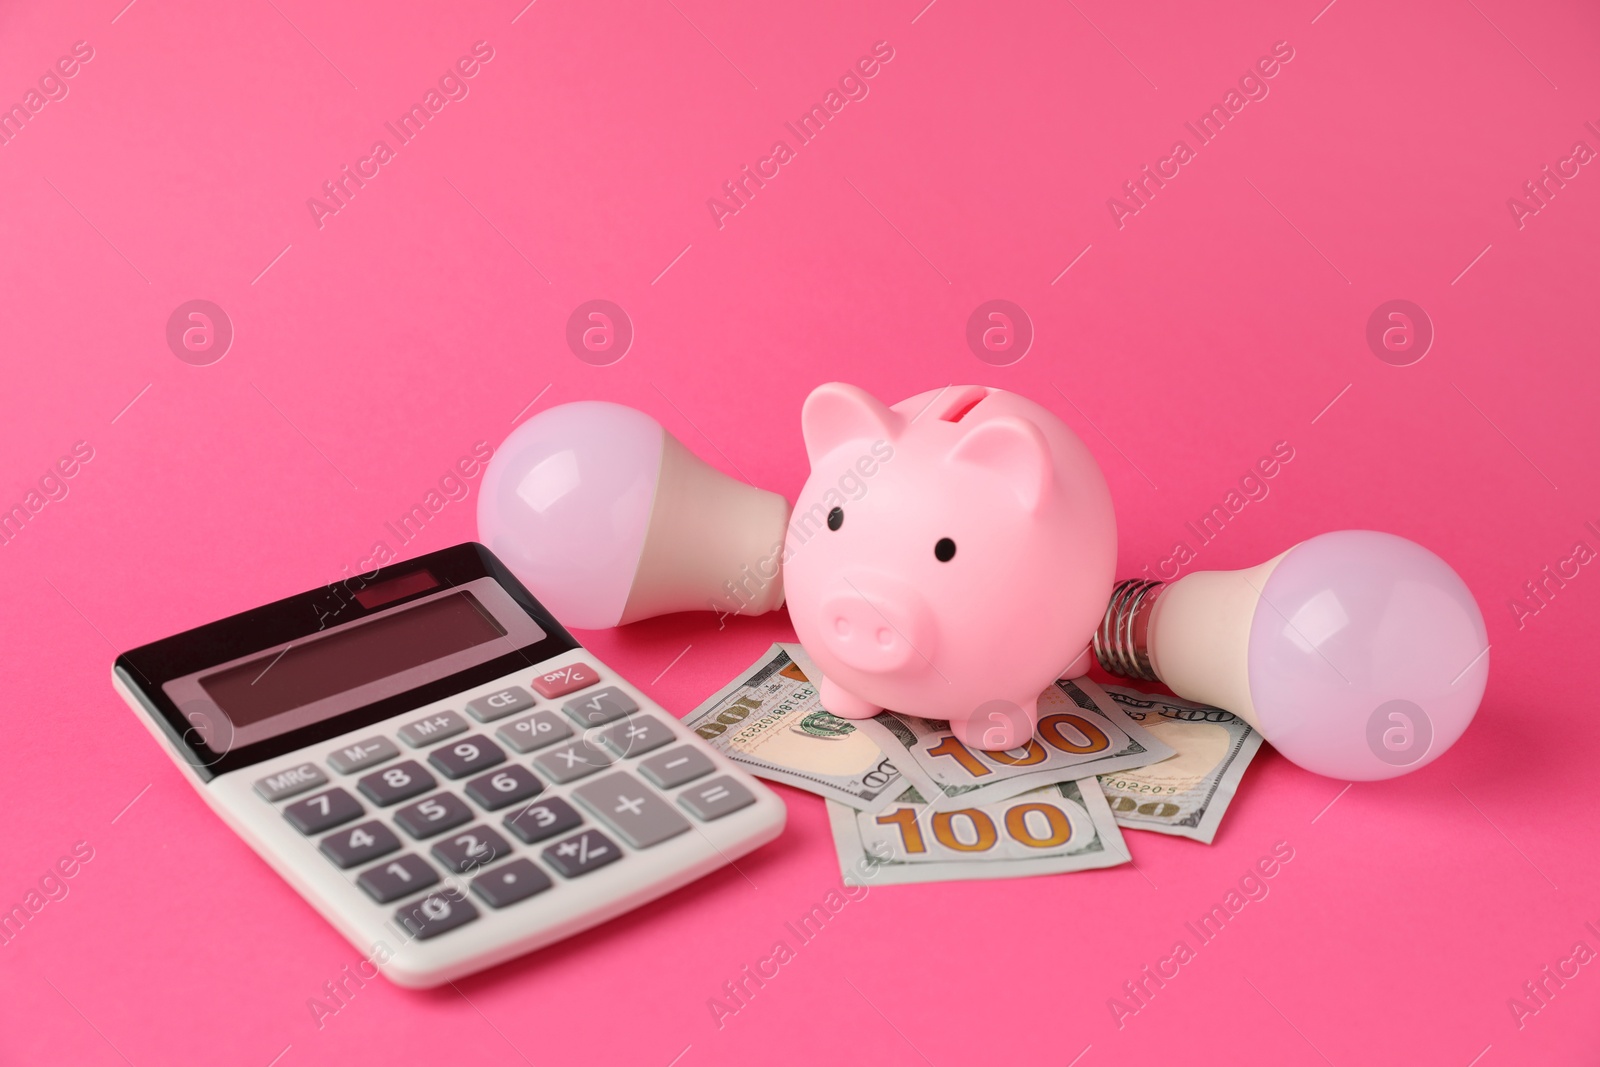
[816,575,937,674]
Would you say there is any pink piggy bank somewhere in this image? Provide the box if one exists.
[784,383,1117,750]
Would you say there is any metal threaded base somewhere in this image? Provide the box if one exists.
[1093,579,1165,682]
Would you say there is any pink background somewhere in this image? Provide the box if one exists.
[3,0,1598,1063]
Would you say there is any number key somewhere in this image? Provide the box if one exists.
[357,854,439,903]
[320,820,401,868]
[431,826,514,874]
[503,796,582,845]
[357,760,436,806]
[283,788,363,835]
[463,765,543,811]
[393,792,473,839]
[396,889,479,940]
[428,736,505,779]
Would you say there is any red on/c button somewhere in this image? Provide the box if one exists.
[531,662,600,698]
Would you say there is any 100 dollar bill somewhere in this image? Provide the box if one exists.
[850,677,1174,812]
[827,778,1130,885]
[1097,686,1264,844]
[682,644,906,813]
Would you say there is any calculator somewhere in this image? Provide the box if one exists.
[112,543,786,987]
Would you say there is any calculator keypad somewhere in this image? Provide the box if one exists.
[638,746,714,790]
[250,656,772,953]
[357,854,440,903]
[397,889,479,940]
[466,686,534,723]
[327,736,399,774]
[503,797,583,845]
[255,763,327,802]
[432,826,515,874]
[284,788,363,835]
[496,711,572,754]
[470,858,551,908]
[393,792,474,839]
[533,738,613,784]
[678,777,756,822]
[541,829,621,877]
[572,772,690,849]
[531,662,600,698]
[596,714,674,759]
[397,711,469,748]
[463,765,544,811]
[357,761,437,806]
[321,821,401,868]
[561,686,638,728]
[428,736,506,779]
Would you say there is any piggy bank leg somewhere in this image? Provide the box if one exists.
[952,697,1040,751]
[818,675,882,720]
[1060,645,1094,679]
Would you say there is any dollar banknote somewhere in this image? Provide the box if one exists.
[849,677,1174,812]
[826,778,1130,885]
[682,644,907,813]
[1096,685,1264,844]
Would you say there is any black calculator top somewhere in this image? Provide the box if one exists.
[115,544,579,781]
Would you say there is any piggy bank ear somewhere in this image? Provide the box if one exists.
[801,383,903,465]
[946,416,1052,512]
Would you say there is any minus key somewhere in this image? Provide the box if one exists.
[637,745,714,790]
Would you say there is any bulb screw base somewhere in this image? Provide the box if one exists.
[1093,579,1165,682]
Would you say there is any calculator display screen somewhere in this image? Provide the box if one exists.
[199,590,507,730]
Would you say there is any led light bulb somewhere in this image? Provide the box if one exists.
[1094,530,1488,780]
[478,401,790,629]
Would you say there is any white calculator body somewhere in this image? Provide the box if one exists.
[112,543,786,988]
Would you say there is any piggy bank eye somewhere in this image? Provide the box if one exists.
[934,538,956,562]
[827,507,844,531]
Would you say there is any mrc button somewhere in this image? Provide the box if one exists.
[254,763,328,802]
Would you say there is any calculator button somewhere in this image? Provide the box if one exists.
[396,889,479,940]
[596,714,674,759]
[356,854,439,903]
[463,765,544,811]
[431,826,515,874]
[320,821,401,869]
[393,792,474,839]
[356,761,436,807]
[530,662,600,698]
[638,746,715,790]
[327,736,400,774]
[503,797,583,845]
[573,772,690,849]
[466,686,534,723]
[470,859,552,908]
[427,736,506,779]
[283,788,363,835]
[561,686,637,728]
[496,711,573,754]
[533,739,614,784]
[254,763,327,802]
[542,830,621,878]
[677,776,756,822]
[397,710,469,748]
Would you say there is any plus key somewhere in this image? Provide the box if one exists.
[572,771,689,849]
